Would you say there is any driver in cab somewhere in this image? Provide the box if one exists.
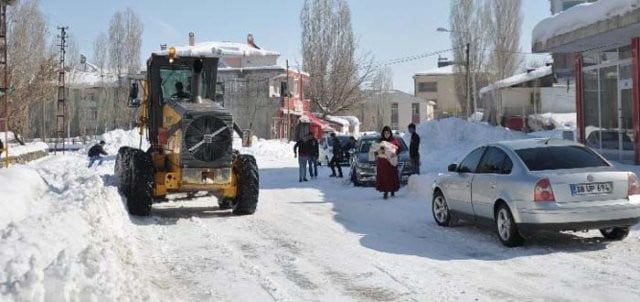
[172,81,191,99]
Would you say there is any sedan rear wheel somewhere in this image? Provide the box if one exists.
[432,191,452,226]
[600,227,630,241]
[495,203,524,247]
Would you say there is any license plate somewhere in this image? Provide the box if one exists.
[570,182,613,196]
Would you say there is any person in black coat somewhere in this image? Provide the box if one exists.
[307,133,319,179]
[408,123,421,175]
[88,141,108,167]
[329,133,343,177]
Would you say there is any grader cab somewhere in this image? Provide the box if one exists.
[115,44,259,216]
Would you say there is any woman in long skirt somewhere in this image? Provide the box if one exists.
[375,126,401,199]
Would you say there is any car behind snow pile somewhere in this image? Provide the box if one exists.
[349,135,417,186]
[431,138,640,247]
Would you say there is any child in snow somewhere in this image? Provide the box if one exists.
[88,141,108,167]
[375,126,401,199]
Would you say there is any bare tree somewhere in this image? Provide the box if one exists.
[449,0,492,115]
[486,0,522,124]
[6,0,57,142]
[66,33,80,69]
[370,67,393,130]
[107,8,143,130]
[92,31,108,73]
[300,0,373,116]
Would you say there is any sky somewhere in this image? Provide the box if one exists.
[40,0,551,94]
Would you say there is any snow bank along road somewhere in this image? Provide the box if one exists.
[2,127,640,301]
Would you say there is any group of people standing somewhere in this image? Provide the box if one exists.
[293,132,320,182]
[293,123,421,200]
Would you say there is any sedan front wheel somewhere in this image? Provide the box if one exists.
[432,191,453,227]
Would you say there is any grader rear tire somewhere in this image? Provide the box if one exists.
[232,154,259,215]
[115,147,133,195]
[125,149,154,216]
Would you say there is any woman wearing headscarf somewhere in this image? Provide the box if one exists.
[375,126,401,199]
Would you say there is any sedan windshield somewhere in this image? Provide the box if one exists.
[515,146,610,171]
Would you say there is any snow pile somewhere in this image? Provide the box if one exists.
[532,0,639,44]
[415,118,529,173]
[3,142,49,157]
[98,128,149,154]
[0,167,48,229]
[0,154,152,301]
[236,138,295,161]
[406,119,528,201]
[479,65,552,96]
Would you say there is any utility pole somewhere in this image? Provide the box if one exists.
[465,43,471,118]
[55,26,68,155]
[285,59,290,140]
[0,1,11,168]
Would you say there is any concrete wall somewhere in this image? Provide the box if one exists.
[414,74,461,116]
[354,90,432,132]
[540,86,576,113]
[491,86,576,120]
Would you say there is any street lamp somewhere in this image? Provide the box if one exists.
[437,27,472,119]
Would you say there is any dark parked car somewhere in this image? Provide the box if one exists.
[349,135,417,186]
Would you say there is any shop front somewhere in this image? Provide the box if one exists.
[532,1,640,164]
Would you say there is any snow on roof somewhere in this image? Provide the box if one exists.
[339,116,360,126]
[154,41,280,58]
[532,0,638,45]
[479,65,553,96]
[323,115,351,127]
[67,70,119,88]
[414,64,459,76]
[218,65,285,72]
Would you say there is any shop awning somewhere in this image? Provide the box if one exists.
[532,1,640,53]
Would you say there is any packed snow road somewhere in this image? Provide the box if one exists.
[2,126,640,301]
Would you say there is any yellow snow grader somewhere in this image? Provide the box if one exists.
[115,45,259,216]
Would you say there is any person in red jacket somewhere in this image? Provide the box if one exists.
[375,126,401,199]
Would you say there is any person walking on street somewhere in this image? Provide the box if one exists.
[375,126,401,199]
[294,135,313,182]
[344,136,357,160]
[307,133,319,179]
[88,141,108,167]
[329,133,343,178]
[408,123,421,175]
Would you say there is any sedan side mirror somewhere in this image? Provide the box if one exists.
[448,164,458,172]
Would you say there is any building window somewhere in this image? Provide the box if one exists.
[391,103,399,129]
[418,82,437,93]
[412,103,420,124]
[582,45,634,163]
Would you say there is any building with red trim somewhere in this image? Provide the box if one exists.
[533,0,640,164]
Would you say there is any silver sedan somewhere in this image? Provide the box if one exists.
[431,139,640,247]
